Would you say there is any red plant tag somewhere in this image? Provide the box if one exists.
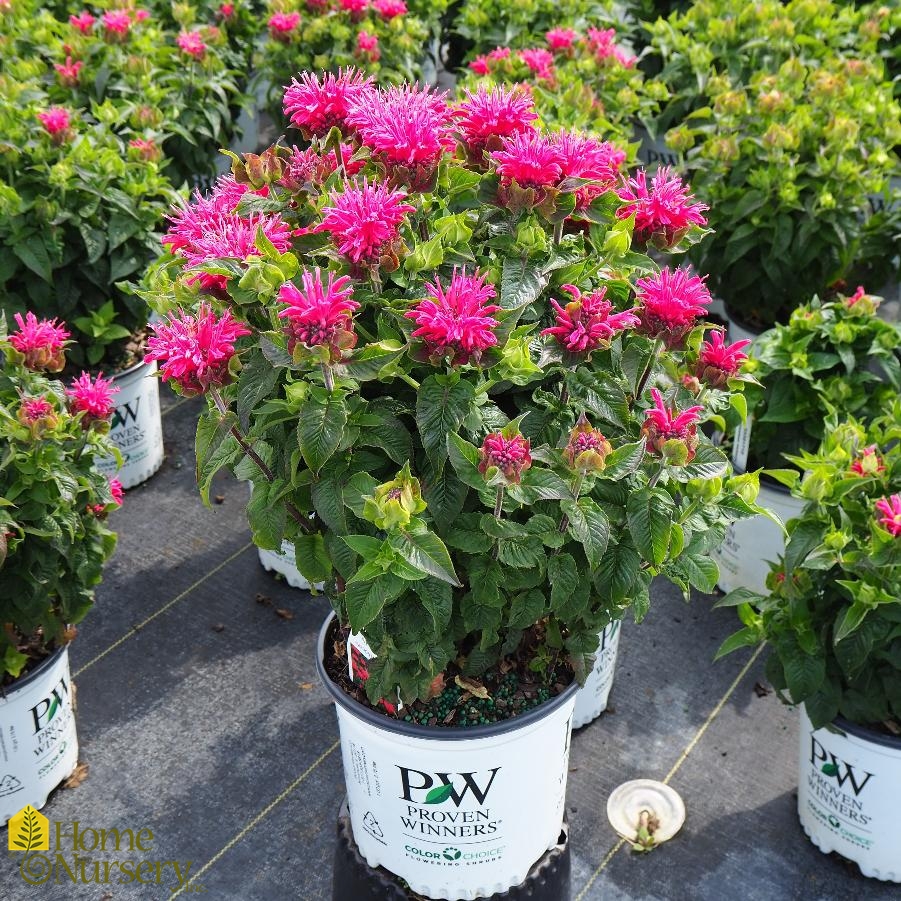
[347,632,401,713]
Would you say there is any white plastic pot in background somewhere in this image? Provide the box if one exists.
[96,359,164,490]
[572,620,622,729]
[316,615,577,901]
[632,125,680,169]
[0,648,78,825]
[258,540,324,591]
[798,705,901,883]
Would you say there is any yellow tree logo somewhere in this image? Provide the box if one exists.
[8,805,49,851]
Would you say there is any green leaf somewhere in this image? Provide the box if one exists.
[416,577,453,632]
[548,554,579,615]
[342,535,384,559]
[500,256,546,310]
[345,573,405,630]
[421,459,468,531]
[294,533,331,584]
[341,341,405,382]
[784,520,826,573]
[418,376,475,463]
[195,409,240,505]
[425,783,454,804]
[13,238,53,281]
[783,649,825,702]
[713,587,766,608]
[627,488,675,566]
[834,601,871,643]
[297,389,347,474]
[678,444,730,481]
[311,472,348,534]
[512,468,573,503]
[343,472,378,519]
[562,498,610,569]
[601,440,647,481]
[237,354,279,430]
[357,411,412,465]
[447,432,484,489]
[389,530,461,586]
[509,589,546,629]
[247,485,286,549]
[714,627,760,660]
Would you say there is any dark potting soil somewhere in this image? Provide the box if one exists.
[324,619,574,728]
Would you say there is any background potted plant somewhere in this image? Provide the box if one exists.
[0,311,122,824]
[0,79,177,486]
[717,408,901,883]
[645,0,901,331]
[141,69,766,897]
[713,287,901,593]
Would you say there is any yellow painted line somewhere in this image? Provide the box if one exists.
[73,542,254,677]
[170,740,340,899]
[574,643,766,901]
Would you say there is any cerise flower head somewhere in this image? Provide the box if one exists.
[546,28,578,51]
[491,130,565,211]
[102,9,132,39]
[164,175,253,252]
[17,397,58,436]
[283,144,364,189]
[519,48,555,80]
[875,495,901,537]
[553,131,626,210]
[617,167,708,250]
[145,302,250,396]
[479,432,531,485]
[454,85,538,164]
[67,372,120,424]
[586,27,636,67]
[268,11,300,40]
[373,0,406,18]
[177,30,207,59]
[563,414,612,473]
[635,267,712,349]
[405,268,500,365]
[283,68,374,139]
[542,284,639,355]
[9,312,70,372]
[54,56,83,88]
[850,445,885,477]
[315,178,415,270]
[355,30,380,61]
[69,10,95,32]
[37,106,72,143]
[694,330,750,388]
[278,269,359,362]
[346,84,455,191]
[641,388,704,464]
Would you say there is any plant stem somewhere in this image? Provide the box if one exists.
[398,371,421,390]
[476,378,497,395]
[634,337,663,405]
[558,471,584,533]
[647,462,666,489]
[321,362,334,392]
[553,220,564,245]
[370,265,382,295]
[491,485,505,560]
[418,218,430,243]
[209,387,314,534]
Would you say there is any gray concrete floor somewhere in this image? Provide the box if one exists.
[1,391,895,901]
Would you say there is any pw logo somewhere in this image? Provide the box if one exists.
[397,767,501,807]
[111,398,141,430]
[8,806,49,852]
[811,736,873,796]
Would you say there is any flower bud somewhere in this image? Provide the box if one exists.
[800,470,828,501]
[727,473,760,505]
[479,430,532,485]
[362,463,427,531]
[563,414,612,473]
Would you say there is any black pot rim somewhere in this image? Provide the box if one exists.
[2,645,67,698]
[113,356,154,381]
[316,613,578,741]
[829,711,901,751]
[723,302,768,337]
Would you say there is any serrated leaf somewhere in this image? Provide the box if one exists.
[562,498,610,569]
[627,488,675,566]
[389,530,461,586]
[548,554,579,615]
[345,573,405,630]
[417,376,475,463]
[294,533,331,584]
[601,440,647,481]
[677,443,730,481]
[416,577,453,631]
[195,409,240,505]
[297,389,347,473]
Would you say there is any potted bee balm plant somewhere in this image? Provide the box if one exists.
[718,410,901,883]
[0,312,122,824]
[143,70,763,899]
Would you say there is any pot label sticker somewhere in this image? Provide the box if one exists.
[731,415,753,473]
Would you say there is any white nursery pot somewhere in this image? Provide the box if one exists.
[96,359,164,489]
[572,619,622,729]
[316,615,577,901]
[258,541,324,591]
[798,705,901,883]
[0,648,78,825]
[711,416,805,594]
[632,124,680,168]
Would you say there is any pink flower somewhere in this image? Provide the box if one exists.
[563,414,612,473]
[283,68,373,138]
[268,11,300,39]
[102,9,132,38]
[37,106,72,142]
[405,268,500,365]
[69,11,95,32]
[519,48,555,80]
[9,312,70,372]
[642,388,704,463]
[278,269,359,361]
[17,397,58,435]
[635,267,712,348]
[546,27,578,51]
[133,8,149,21]
[346,84,454,190]
[553,131,626,210]
[356,29,380,61]
[844,285,880,314]
[110,478,124,505]
[454,85,537,162]
[306,0,328,8]
[491,130,565,190]
[129,137,161,162]
[219,2,235,17]
[54,56,83,87]
[617,167,708,249]
[542,284,640,355]
[875,495,901,537]
[163,175,256,253]
[177,30,207,59]
[341,0,369,14]
[469,55,491,75]
[373,0,406,18]
[284,144,364,188]
[67,372,120,423]
[488,47,510,62]
[694,330,751,388]
[850,445,885,477]
[479,432,531,484]
[145,302,251,396]
[316,178,415,266]
[586,27,635,67]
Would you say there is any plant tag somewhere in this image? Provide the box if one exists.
[347,632,402,712]
[732,415,753,473]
